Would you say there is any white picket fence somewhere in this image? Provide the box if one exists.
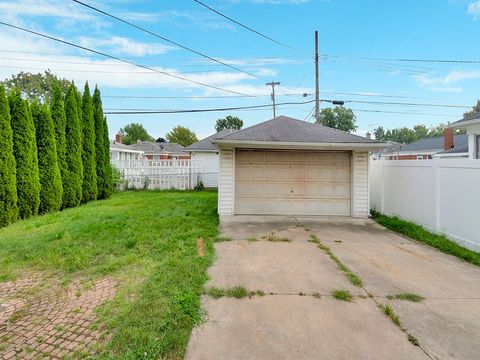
[370,159,480,252]
[111,159,201,190]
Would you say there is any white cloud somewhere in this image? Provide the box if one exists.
[0,0,96,21]
[78,36,175,56]
[468,1,480,19]
[414,70,480,92]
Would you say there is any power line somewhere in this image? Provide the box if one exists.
[192,0,296,51]
[350,108,458,117]
[344,99,470,109]
[72,0,260,79]
[303,106,315,121]
[323,53,480,64]
[104,99,315,114]
[0,20,253,97]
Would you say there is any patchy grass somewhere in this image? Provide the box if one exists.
[205,286,265,299]
[263,232,291,242]
[309,234,363,287]
[247,237,258,242]
[386,293,425,302]
[0,190,218,359]
[331,289,353,302]
[215,235,232,242]
[370,210,480,267]
[408,334,420,346]
[378,303,401,327]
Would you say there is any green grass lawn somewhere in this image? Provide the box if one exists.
[0,190,219,359]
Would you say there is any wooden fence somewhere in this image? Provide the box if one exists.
[111,159,201,190]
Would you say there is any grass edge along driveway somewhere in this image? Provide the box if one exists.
[0,190,219,359]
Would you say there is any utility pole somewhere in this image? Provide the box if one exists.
[314,30,320,124]
[266,81,281,118]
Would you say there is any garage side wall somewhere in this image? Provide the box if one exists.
[352,151,369,218]
[218,149,234,215]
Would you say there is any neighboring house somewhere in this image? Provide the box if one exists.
[445,113,480,159]
[184,129,237,188]
[212,116,386,218]
[383,132,468,160]
[110,131,189,160]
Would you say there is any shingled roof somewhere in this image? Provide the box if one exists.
[214,116,378,144]
[447,113,480,128]
[399,134,468,152]
[185,128,237,151]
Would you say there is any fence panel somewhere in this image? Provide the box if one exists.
[111,159,201,190]
[370,159,480,252]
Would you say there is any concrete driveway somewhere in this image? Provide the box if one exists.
[186,217,480,360]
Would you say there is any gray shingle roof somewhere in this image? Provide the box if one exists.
[448,113,480,127]
[399,134,468,152]
[214,116,378,144]
[185,129,238,151]
[112,141,186,154]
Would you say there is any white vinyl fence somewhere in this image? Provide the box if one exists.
[112,159,201,190]
[370,159,480,252]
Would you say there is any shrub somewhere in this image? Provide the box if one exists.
[9,89,40,219]
[0,85,18,226]
[63,84,83,208]
[31,102,63,214]
[80,82,97,203]
[51,82,67,201]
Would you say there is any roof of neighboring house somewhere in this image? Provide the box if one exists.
[214,116,379,144]
[127,141,186,154]
[110,141,143,153]
[447,113,480,128]
[398,134,468,153]
[185,128,238,151]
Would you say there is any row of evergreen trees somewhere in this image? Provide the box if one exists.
[0,81,112,227]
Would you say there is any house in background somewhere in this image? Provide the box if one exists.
[110,131,189,160]
[446,113,480,159]
[382,131,468,160]
[184,129,237,188]
[212,116,386,218]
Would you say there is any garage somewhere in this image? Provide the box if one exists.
[212,116,386,219]
[235,150,351,215]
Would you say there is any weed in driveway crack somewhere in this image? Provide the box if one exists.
[308,234,363,287]
[262,232,291,242]
[378,303,401,327]
[331,289,353,302]
[386,293,425,302]
[205,286,265,299]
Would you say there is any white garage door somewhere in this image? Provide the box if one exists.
[235,150,351,216]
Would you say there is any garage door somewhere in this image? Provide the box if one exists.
[235,150,351,216]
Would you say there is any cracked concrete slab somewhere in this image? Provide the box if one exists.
[186,296,426,360]
[187,218,480,360]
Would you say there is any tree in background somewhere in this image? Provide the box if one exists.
[464,100,480,117]
[8,90,40,219]
[374,123,466,144]
[93,86,108,199]
[215,116,243,132]
[1,70,71,102]
[51,82,67,197]
[31,102,63,214]
[317,107,357,133]
[0,85,18,226]
[165,126,198,147]
[63,84,83,208]
[121,123,155,145]
[80,82,97,203]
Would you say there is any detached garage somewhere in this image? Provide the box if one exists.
[212,116,386,219]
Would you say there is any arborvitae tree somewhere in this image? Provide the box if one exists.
[0,85,18,226]
[51,82,67,201]
[80,82,97,203]
[103,116,113,197]
[63,84,83,208]
[8,90,40,219]
[31,102,63,214]
[92,86,107,199]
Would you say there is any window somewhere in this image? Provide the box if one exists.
[476,135,480,159]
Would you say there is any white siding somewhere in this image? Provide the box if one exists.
[352,151,369,218]
[192,152,219,188]
[218,150,234,215]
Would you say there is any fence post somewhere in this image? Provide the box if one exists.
[380,161,385,213]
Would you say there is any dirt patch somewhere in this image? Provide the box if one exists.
[197,238,205,257]
[0,275,116,359]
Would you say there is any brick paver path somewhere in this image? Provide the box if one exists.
[0,275,116,359]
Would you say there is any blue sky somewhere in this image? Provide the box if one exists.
[1,0,480,139]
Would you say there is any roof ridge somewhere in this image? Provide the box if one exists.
[215,116,283,140]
